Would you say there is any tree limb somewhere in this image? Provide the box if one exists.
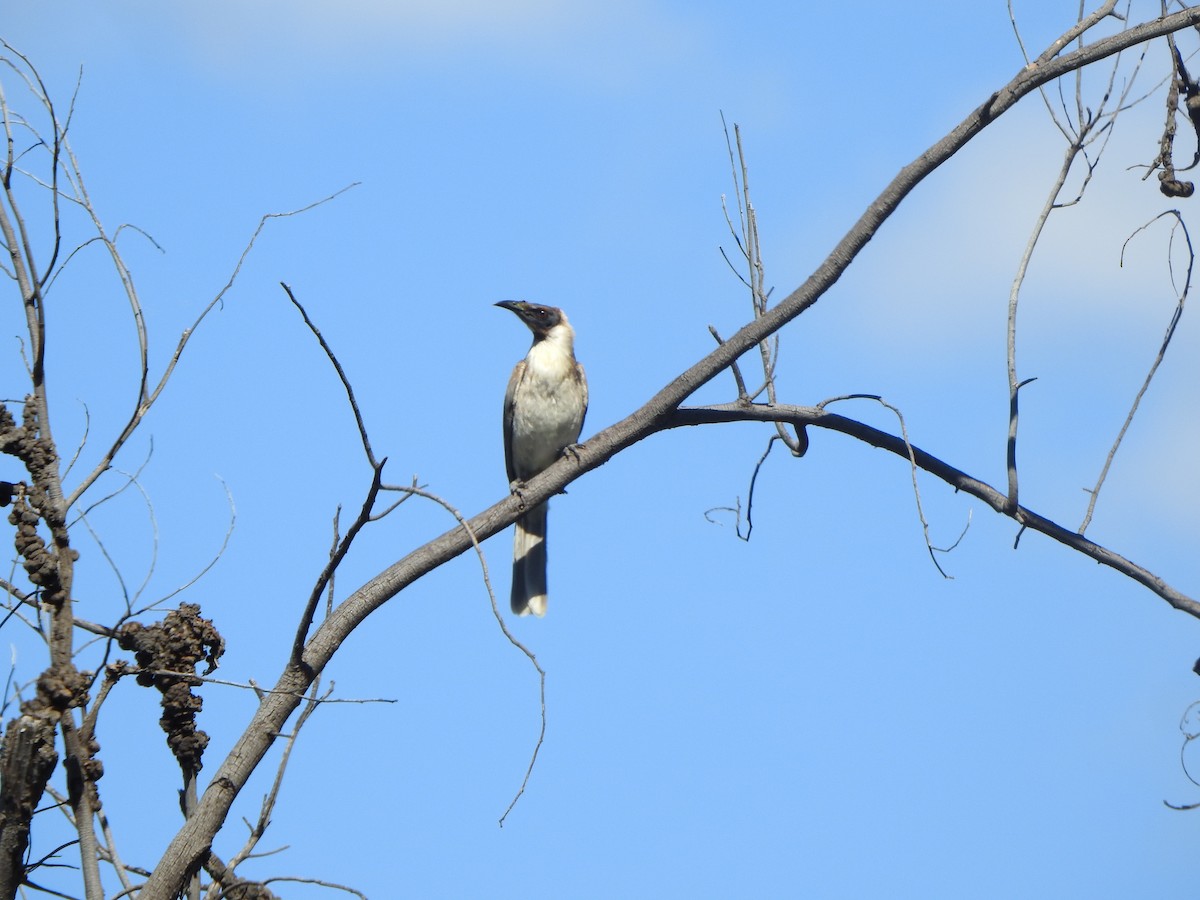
[137,7,1200,896]
[667,403,1199,617]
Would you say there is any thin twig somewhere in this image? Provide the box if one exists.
[718,115,807,456]
[738,435,779,541]
[819,394,966,577]
[280,282,377,468]
[669,402,1200,615]
[707,326,749,399]
[1005,0,1145,512]
[290,465,384,664]
[393,484,548,827]
[64,185,360,510]
[258,876,367,899]
[1080,210,1193,532]
[225,682,334,873]
[138,476,237,613]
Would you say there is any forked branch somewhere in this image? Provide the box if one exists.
[669,403,1198,615]
[138,7,1200,896]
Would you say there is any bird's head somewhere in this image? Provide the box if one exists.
[495,300,568,338]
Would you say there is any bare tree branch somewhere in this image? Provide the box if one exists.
[669,402,1199,615]
[280,283,378,469]
[136,9,1200,895]
[64,185,359,511]
[1080,210,1193,531]
[818,394,967,578]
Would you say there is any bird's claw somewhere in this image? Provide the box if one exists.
[509,479,528,510]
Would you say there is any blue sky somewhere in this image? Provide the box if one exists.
[4,2,1200,897]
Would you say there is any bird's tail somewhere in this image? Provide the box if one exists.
[511,502,548,617]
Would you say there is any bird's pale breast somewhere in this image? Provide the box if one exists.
[510,343,585,478]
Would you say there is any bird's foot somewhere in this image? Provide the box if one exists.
[509,479,528,510]
[555,443,586,495]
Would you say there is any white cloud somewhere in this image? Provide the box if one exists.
[822,83,1200,388]
[788,85,1200,528]
[153,0,699,86]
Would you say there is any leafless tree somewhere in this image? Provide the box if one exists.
[0,3,1198,898]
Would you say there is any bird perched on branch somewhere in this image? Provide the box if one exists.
[496,300,588,617]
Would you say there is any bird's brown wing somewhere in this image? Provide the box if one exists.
[502,359,525,485]
[575,361,588,439]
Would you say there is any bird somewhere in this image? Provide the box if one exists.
[495,300,588,617]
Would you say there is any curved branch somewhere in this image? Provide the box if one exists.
[64,185,359,510]
[667,403,1199,617]
[1080,210,1193,532]
[138,9,1200,896]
